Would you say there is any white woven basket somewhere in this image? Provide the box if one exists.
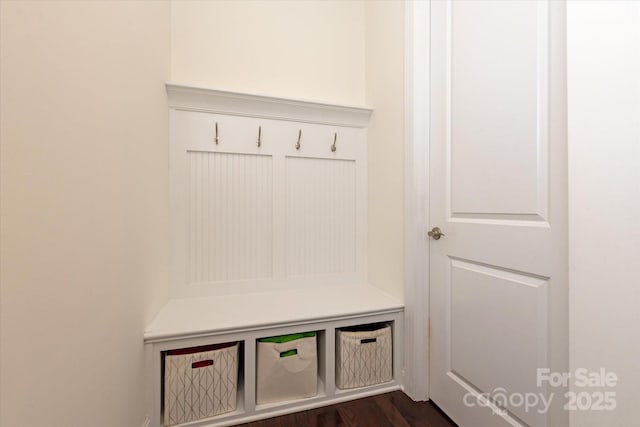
[336,324,392,389]
[164,342,238,426]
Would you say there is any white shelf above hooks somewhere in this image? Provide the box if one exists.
[166,82,372,128]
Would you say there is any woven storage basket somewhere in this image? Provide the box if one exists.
[164,342,239,426]
[336,324,392,389]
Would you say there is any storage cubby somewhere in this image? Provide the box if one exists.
[255,331,318,405]
[159,341,245,427]
[336,323,393,390]
[254,330,326,408]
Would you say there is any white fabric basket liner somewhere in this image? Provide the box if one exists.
[164,342,238,426]
[336,324,392,389]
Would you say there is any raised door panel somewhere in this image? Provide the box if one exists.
[450,259,548,426]
[449,0,548,222]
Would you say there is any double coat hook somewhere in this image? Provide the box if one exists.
[331,132,337,152]
[257,126,262,147]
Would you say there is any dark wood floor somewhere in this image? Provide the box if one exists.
[239,391,457,427]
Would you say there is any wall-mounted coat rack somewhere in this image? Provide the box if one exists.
[167,84,371,298]
[209,122,349,154]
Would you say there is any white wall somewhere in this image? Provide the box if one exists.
[365,1,405,299]
[8,2,640,426]
[0,2,405,424]
[568,2,640,426]
[170,0,366,106]
[170,0,406,298]
[0,2,170,426]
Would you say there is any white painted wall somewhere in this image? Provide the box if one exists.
[365,1,405,299]
[0,2,406,424]
[6,1,639,425]
[170,0,366,106]
[170,0,406,299]
[568,2,640,426]
[0,2,170,426]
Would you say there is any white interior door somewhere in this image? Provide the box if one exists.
[429,1,567,426]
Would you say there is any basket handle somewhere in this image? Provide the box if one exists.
[280,349,298,358]
[192,360,213,369]
[360,338,377,344]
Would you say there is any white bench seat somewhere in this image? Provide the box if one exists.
[144,284,403,342]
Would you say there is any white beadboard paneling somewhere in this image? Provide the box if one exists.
[187,151,273,283]
[285,157,356,276]
[169,87,369,297]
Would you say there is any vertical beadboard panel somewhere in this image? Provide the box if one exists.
[187,151,273,283]
[285,157,357,276]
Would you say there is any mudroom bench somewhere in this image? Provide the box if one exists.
[144,285,404,427]
[145,84,404,427]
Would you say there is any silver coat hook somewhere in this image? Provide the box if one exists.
[331,132,337,152]
[215,122,219,145]
[257,125,262,147]
[295,129,302,150]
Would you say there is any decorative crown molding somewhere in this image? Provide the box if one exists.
[166,82,372,128]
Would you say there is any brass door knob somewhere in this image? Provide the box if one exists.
[428,227,445,240]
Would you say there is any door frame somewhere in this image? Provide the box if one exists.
[403,0,431,401]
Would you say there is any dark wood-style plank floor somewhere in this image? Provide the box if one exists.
[239,391,457,427]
